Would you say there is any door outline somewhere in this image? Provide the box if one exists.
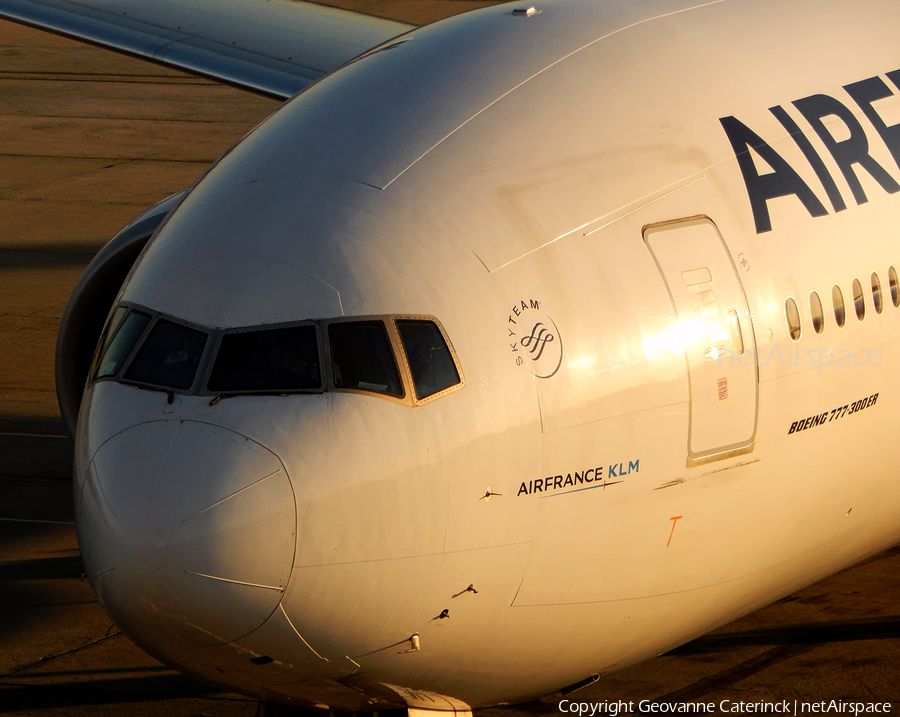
[643,215,758,465]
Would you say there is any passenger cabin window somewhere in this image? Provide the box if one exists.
[396,320,461,400]
[872,272,884,314]
[785,298,801,341]
[124,320,207,390]
[329,321,403,397]
[890,266,900,308]
[832,285,846,327]
[95,309,151,379]
[774,266,898,354]
[852,278,865,320]
[809,292,824,335]
[208,326,321,393]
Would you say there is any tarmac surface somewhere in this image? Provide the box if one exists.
[2,4,900,716]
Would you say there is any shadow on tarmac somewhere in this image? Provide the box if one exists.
[0,244,101,269]
[0,676,240,710]
[0,430,73,479]
[1,553,84,581]
[674,614,900,653]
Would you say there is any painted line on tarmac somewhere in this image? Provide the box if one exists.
[0,518,75,525]
[0,430,69,438]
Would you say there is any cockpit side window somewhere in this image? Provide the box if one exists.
[208,325,321,393]
[94,309,151,379]
[396,319,461,400]
[124,319,207,390]
[96,306,128,363]
[328,321,404,397]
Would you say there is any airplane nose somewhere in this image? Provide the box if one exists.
[77,420,295,646]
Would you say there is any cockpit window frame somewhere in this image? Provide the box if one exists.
[91,304,465,407]
[89,302,156,389]
[388,315,465,406]
[322,315,409,404]
[198,319,326,397]
[116,310,213,395]
[89,304,132,384]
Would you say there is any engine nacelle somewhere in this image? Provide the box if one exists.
[55,191,186,436]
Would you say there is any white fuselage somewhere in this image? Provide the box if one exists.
[74,0,900,711]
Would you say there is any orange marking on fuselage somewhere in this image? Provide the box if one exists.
[667,516,683,548]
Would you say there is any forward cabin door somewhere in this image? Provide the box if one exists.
[644,216,757,462]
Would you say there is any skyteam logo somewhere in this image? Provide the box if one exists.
[521,321,555,361]
[508,298,563,379]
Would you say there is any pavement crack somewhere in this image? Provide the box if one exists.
[0,630,122,680]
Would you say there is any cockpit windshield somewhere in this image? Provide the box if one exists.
[208,325,321,393]
[124,319,207,390]
[328,321,404,397]
[94,309,151,379]
[93,306,463,404]
[396,319,461,400]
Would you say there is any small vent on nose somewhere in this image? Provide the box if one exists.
[250,655,273,665]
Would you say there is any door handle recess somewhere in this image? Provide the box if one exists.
[727,309,744,355]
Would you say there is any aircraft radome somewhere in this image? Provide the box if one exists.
[3,0,900,713]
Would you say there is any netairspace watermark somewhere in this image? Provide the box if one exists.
[558,700,893,717]
[716,346,883,373]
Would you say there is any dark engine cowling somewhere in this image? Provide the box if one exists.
[55,191,186,436]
